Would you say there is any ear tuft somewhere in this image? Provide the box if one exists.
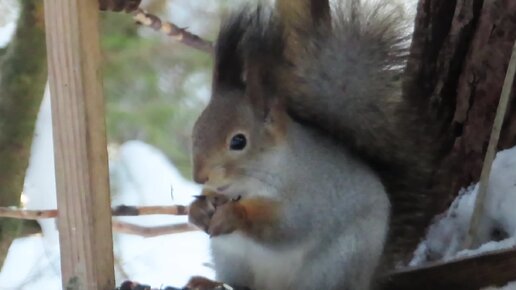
[241,7,285,120]
[213,11,249,89]
[213,6,285,96]
[213,5,289,128]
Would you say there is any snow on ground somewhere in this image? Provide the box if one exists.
[0,0,18,48]
[409,146,516,290]
[109,141,214,287]
[0,86,213,289]
[410,146,516,266]
[485,282,516,290]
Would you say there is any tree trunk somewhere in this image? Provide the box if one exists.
[405,0,516,228]
[0,0,47,266]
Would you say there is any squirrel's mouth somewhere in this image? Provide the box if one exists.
[216,184,230,192]
[203,183,232,195]
[205,182,245,199]
[213,184,244,200]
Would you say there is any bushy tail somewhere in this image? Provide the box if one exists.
[281,0,410,163]
[279,0,444,265]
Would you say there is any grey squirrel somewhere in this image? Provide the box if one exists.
[188,0,441,289]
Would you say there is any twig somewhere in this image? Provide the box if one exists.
[112,205,188,216]
[0,204,189,220]
[0,207,199,237]
[0,207,58,219]
[132,8,213,54]
[112,221,198,237]
[466,41,516,248]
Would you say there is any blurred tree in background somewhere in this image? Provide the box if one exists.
[101,0,224,176]
[0,0,46,266]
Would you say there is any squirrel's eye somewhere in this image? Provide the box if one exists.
[229,134,247,151]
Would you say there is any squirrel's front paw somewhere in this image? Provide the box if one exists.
[208,201,246,237]
[189,191,230,233]
[188,196,215,233]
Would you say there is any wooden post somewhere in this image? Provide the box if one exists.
[44,0,115,289]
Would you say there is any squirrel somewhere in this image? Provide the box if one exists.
[188,0,443,289]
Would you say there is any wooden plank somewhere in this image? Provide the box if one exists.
[382,248,516,290]
[43,0,115,289]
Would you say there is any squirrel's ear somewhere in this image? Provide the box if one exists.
[264,98,287,127]
[244,62,285,124]
[244,62,268,117]
[213,43,244,89]
[213,13,250,90]
[240,8,284,121]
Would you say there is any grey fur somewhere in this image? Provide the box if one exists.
[209,122,389,290]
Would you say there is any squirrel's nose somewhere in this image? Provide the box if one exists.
[193,161,209,184]
[194,172,208,184]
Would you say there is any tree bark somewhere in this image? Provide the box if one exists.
[0,0,47,266]
[405,0,516,232]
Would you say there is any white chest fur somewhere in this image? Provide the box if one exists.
[211,233,310,290]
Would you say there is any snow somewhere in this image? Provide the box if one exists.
[409,146,516,290]
[410,146,516,266]
[454,238,516,260]
[22,85,59,242]
[0,84,214,289]
[485,282,516,290]
[0,236,61,289]
[0,0,19,48]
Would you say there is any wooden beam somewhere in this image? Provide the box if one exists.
[382,248,516,290]
[44,0,115,289]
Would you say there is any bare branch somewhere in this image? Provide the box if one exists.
[0,208,57,219]
[466,41,516,247]
[132,8,213,54]
[112,205,189,216]
[113,221,198,237]
[0,204,189,220]
[0,206,199,237]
